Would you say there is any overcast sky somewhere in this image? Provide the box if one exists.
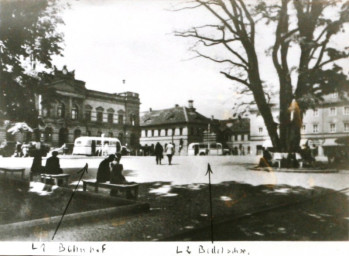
[52,0,348,119]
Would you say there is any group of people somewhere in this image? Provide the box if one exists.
[154,142,175,165]
[96,153,132,196]
[30,150,63,180]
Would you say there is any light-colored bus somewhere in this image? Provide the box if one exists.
[188,143,223,156]
[72,137,122,156]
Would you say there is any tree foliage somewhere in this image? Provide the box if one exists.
[0,0,65,126]
[175,0,349,152]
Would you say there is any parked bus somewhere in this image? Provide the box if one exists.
[72,137,122,156]
[188,142,223,156]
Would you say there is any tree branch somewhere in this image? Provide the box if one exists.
[220,71,250,87]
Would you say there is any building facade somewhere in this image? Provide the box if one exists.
[35,66,140,150]
[219,118,250,155]
[250,93,349,156]
[140,100,213,155]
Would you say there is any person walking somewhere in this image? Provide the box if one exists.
[96,154,115,183]
[165,142,175,165]
[154,142,164,165]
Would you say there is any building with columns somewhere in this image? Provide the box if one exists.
[140,100,214,155]
[35,66,140,150]
[249,92,349,157]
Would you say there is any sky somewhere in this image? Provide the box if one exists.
[52,0,349,119]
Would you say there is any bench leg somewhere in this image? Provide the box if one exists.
[83,182,87,191]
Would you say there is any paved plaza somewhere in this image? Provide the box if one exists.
[0,155,348,241]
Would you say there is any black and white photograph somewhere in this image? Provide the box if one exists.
[0,0,348,255]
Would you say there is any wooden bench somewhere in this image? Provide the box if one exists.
[0,168,25,179]
[40,174,70,187]
[82,179,139,200]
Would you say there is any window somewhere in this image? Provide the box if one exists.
[258,127,263,134]
[344,106,349,115]
[57,103,65,118]
[118,114,124,124]
[241,134,245,141]
[313,124,319,133]
[158,129,161,136]
[74,129,81,139]
[330,123,336,133]
[86,130,91,136]
[130,114,136,126]
[165,129,168,136]
[172,128,176,136]
[313,109,319,116]
[71,105,78,120]
[330,107,336,116]
[85,110,91,121]
[97,112,103,123]
[97,131,102,137]
[108,132,113,137]
[151,130,154,137]
[179,128,183,135]
[302,125,306,132]
[108,113,113,124]
[344,123,349,132]
[145,130,148,137]
[42,106,50,117]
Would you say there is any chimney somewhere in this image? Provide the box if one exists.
[188,100,194,109]
[211,115,214,120]
[149,108,152,112]
[175,104,179,108]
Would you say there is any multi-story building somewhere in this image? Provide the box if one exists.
[218,118,250,155]
[140,100,213,155]
[29,66,140,150]
[250,93,349,157]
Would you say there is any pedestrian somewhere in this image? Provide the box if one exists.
[154,142,164,165]
[179,139,183,154]
[96,154,115,183]
[30,150,44,181]
[110,153,126,196]
[165,142,175,165]
[45,151,63,174]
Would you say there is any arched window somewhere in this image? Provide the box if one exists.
[44,127,53,142]
[71,104,78,120]
[74,129,81,140]
[57,103,65,118]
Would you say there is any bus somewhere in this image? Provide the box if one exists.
[188,143,223,156]
[72,137,122,156]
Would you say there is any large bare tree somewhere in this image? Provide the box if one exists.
[175,0,349,152]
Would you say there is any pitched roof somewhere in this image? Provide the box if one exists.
[140,106,210,126]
